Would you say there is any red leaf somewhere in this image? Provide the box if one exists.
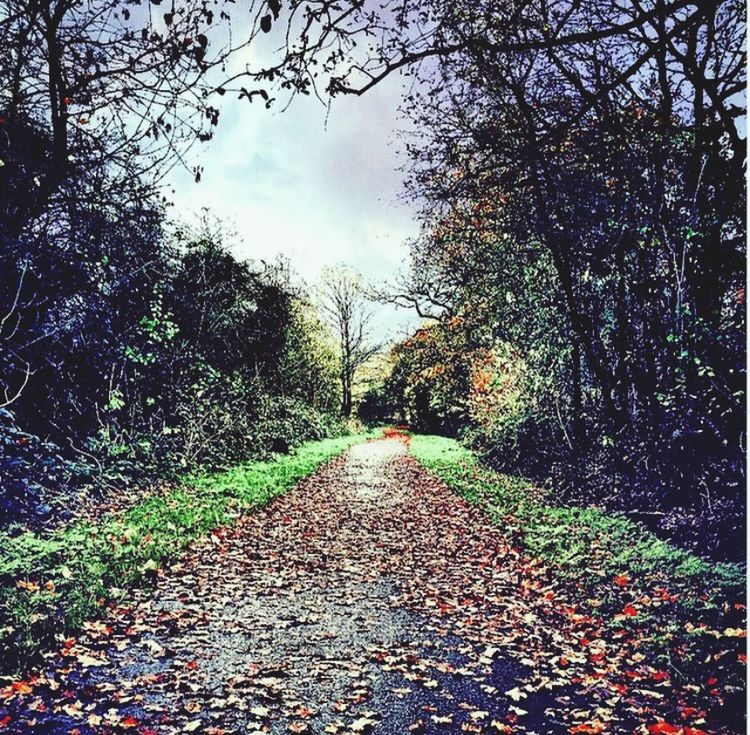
[647,723,682,734]
[570,723,605,734]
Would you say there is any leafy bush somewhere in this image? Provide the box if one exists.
[0,410,92,529]
[1,215,348,528]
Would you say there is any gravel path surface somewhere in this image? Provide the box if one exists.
[1,436,712,734]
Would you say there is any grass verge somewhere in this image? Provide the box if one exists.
[0,432,371,673]
[409,435,745,669]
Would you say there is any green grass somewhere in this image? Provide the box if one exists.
[410,435,744,623]
[0,432,372,673]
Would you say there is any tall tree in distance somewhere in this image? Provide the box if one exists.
[318,267,379,418]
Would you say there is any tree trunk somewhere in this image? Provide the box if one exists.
[341,372,352,418]
[571,334,584,449]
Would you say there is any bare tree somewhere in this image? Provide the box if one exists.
[0,0,280,228]
[318,267,379,418]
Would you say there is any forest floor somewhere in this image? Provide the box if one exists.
[0,434,745,735]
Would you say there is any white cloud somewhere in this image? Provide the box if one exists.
[166,72,421,342]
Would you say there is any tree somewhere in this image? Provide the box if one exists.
[0,0,263,417]
[277,296,340,414]
[366,0,745,502]
[318,267,379,418]
[0,0,262,192]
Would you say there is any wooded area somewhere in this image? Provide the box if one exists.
[352,0,746,560]
[0,0,353,528]
[2,0,744,553]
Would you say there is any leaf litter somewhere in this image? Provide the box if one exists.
[0,436,744,734]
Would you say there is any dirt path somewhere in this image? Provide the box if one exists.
[0,437,736,734]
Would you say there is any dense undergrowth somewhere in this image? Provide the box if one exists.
[0,432,371,673]
[1,398,348,532]
[410,435,746,669]
[1,211,349,532]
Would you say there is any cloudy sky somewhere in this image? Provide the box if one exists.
[165,67,422,343]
